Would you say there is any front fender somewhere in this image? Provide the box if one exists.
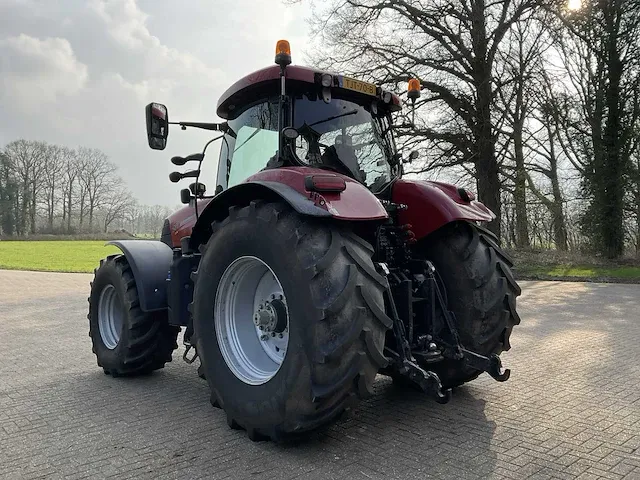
[106,240,172,312]
[189,167,388,249]
[392,179,495,240]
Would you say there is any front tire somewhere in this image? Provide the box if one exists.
[419,222,522,388]
[192,201,391,441]
[88,255,179,376]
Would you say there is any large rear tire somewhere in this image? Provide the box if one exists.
[418,222,521,388]
[191,201,391,441]
[88,255,179,376]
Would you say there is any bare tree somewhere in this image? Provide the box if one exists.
[304,0,545,237]
[77,147,117,232]
[101,180,137,233]
[0,150,17,236]
[548,0,640,257]
[495,12,551,248]
[60,149,78,233]
[41,144,65,231]
[4,140,47,235]
[524,76,571,251]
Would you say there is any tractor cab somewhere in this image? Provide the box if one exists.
[214,63,402,195]
[146,40,404,206]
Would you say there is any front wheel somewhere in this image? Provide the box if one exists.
[88,255,179,376]
[192,201,391,441]
[418,222,522,388]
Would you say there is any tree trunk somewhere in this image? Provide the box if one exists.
[21,183,29,235]
[601,17,624,258]
[513,122,530,249]
[550,176,568,251]
[636,188,640,257]
[48,184,55,231]
[471,0,500,238]
[79,198,84,231]
[67,189,73,233]
[30,182,36,234]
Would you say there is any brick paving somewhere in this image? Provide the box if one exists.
[0,270,639,479]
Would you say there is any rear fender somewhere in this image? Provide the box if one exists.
[106,240,173,312]
[189,166,387,249]
[392,179,495,240]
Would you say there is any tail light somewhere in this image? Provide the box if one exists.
[304,174,347,193]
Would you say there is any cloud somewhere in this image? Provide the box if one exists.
[90,0,154,50]
[0,34,88,111]
[0,0,310,206]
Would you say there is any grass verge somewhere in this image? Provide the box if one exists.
[509,249,640,283]
[2,240,640,283]
[0,241,122,273]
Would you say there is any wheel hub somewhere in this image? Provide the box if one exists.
[254,298,287,333]
[215,256,290,385]
[97,284,123,350]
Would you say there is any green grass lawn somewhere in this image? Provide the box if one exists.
[3,240,640,281]
[0,241,122,273]
[516,264,640,280]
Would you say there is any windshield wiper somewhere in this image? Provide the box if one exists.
[309,109,358,128]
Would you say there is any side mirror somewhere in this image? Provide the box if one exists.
[407,151,419,163]
[145,103,169,150]
[180,188,191,204]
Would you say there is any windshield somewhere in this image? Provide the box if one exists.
[292,94,397,192]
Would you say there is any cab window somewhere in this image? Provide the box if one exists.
[218,98,279,189]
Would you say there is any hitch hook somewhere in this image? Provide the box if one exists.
[423,370,452,404]
[183,344,198,364]
[488,354,510,382]
[461,348,510,382]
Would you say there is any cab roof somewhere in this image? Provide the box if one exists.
[216,65,402,119]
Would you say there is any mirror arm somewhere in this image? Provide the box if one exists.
[169,121,229,133]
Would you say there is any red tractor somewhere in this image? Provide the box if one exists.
[88,41,521,441]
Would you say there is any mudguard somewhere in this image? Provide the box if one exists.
[392,179,495,240]
[188,166,388,249]
[106,240,173,312]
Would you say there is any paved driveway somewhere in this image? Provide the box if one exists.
[0,270,639,479]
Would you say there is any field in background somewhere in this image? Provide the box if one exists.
[2,240,640,281]
[0,241,122,273]
[510,249,640,282]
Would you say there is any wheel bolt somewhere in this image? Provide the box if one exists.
[271,332,276,337]
[279,333,283,339]
[428,342,437,351]
[271,294,276,299]
[259,326,263,330]
[260,334,269,341]
[278,294,283,300]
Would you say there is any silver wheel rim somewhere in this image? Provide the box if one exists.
[98,284,123,350]
[215,256,289,385]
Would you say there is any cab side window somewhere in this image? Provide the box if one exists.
[224,99,279,188]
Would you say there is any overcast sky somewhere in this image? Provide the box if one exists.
[0,0,311,206]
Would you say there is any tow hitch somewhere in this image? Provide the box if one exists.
[378,264,452,404]
[378,260,511,401]
[460,348,510,382]
[385,347,452,404]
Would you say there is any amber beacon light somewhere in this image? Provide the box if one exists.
[407,78,421,102]
[275,39,292,66]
